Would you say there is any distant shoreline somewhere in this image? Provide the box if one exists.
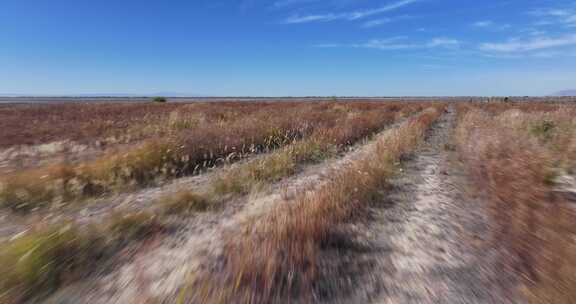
[0,96,574,104]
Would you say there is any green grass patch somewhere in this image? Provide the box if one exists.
[0,226,105,302]
[0,211,164,302]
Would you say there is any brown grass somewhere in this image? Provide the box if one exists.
[0,101,422,148]
[210,106,404,196]
[0,102,425,212]
[0,101,436,303]
[185,107,442,303]
[0,102,290,148]
[454,103,576,304]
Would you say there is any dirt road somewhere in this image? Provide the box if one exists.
[335,108,522,304]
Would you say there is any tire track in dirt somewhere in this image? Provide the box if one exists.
[338,107,522,304]
[0,158,219,241]
[0,149,300,242]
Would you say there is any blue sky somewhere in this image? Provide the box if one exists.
[1,0,576,96]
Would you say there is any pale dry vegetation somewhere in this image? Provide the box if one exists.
[210,105,408,196]
[4,99,576,304]
[0,100,569,304]
[455,102,576,304]
[0,102,421,213]
[0,100,431,303]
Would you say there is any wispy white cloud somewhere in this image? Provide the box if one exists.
[286,14,338,23]
[361,15,414,28]
[530,7,576,28]
[481,48,576,59]
[531,8,572,17]
[353,38,418,50]
[362,18,394,28]
[316,37,460,50]
[284,0,419,24]
[479,34,576,52]
[473,20,494,28]
[531,50,576,58]
[427,37,460,48]
[472,20,511,30]
[472,5,576,58]
[522,28,547,36]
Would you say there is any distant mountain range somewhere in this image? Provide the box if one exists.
[554,90,576,96]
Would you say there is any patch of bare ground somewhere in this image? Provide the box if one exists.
[334,107,522,304]
[38,117,410,304]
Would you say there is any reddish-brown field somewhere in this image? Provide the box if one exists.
[0,102,271,147]
[0,100,430,303]
[0,101,425,212]
[1,99,575,304]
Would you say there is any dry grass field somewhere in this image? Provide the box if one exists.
[0,99,575,304]
[455,102,576,304]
